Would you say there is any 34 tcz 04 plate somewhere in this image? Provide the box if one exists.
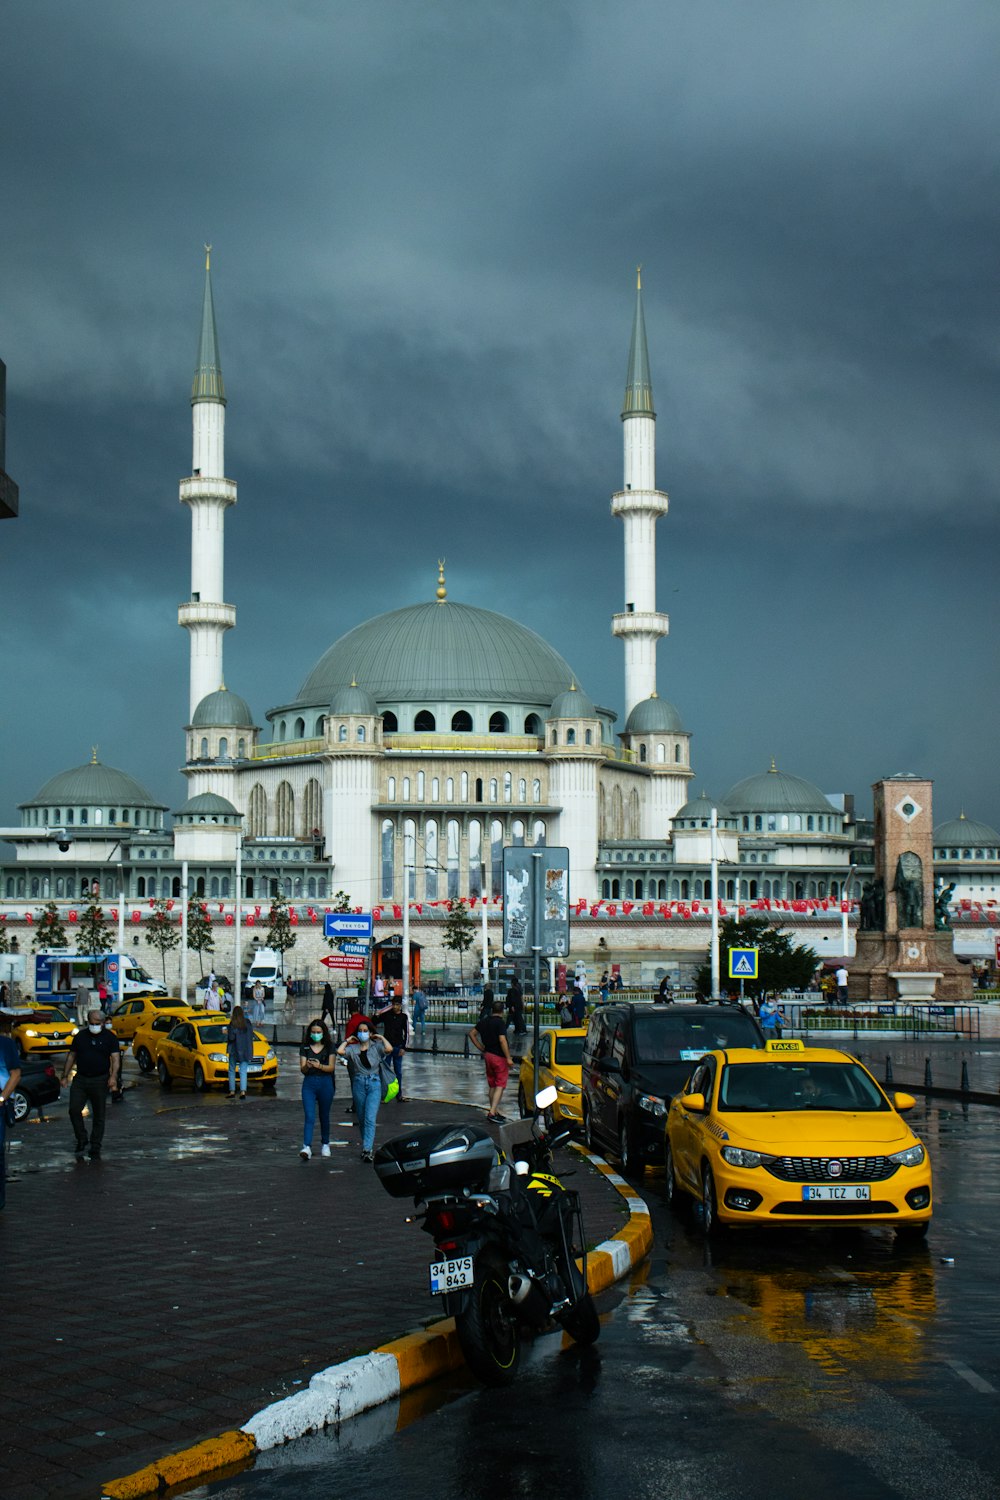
[802,1184,871,1201]
[429,1255,474,1294]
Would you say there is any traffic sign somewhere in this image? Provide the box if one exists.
[324,912,373,940]
[320,954,366,970]
[338,941,370,956]
[728,947,759,979]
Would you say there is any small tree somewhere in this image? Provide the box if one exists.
[443,899,476,989]
[145,898,180,984]
[265,892,297,967]
[77,902,113,961]
[695,915,817,1001]
[33,902,68,953]
[187,899,215,975]
[0,920,9,955]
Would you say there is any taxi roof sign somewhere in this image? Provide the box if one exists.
[765,1038,805,1053]
[728,947,758,979]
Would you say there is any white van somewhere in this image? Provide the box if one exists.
[244,947,283,999]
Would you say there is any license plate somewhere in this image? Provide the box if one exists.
[429,1256,474,1295]
[247,1063,264,1074]
[802,1184,871,1201]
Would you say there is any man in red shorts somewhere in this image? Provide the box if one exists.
[469,991,512,1123]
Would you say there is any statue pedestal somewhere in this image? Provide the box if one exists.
[849,930,972,1003]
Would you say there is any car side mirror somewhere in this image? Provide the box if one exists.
[598,1056,621,1075]
[680,1092,706,1113]
[893,1091,916,1111]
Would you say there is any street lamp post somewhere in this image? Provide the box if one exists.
[710,807,720,1000]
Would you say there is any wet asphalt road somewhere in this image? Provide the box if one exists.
[192,1091,1000,1500]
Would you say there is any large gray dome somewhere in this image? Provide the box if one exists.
[625,695,685,734]
[548,684,596,719]
[191,688,255,729]
[934,815,1000,848]
[724,763,835,816]
[21,759,164,811]
[293,600,581,709]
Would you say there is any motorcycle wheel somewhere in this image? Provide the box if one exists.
[456,1251,522,1386]
[559,1292,600,1346]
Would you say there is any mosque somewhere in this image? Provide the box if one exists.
[3,263,997,988]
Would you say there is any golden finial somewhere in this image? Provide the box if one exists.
[219,680,226,692]
[91,745,99,764]
[205,243,212,270]
[636,264,642,290]
[350,677,358,688]
[436,559,447,602]
[769,757,778,773]
[650,689,658,698]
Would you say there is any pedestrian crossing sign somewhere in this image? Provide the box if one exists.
[729,947,758,979]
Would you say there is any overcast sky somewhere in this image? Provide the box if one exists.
[2,0,998,836]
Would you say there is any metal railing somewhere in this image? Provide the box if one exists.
[777,1001,981,1042]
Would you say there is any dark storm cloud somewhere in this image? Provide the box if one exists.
[1,0,998,835]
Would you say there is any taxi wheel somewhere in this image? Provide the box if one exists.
[583,1104,595,1152]
[157,1059,172,1089]
[894,1223,929,1244]
[618,1121,640,1177]
[517,1084,529,1119]
[701,1164,724,1237]
[192,1064,207,1092]
[664,1143,683,1212]
[135,1047,153,1074]
[8,1088,30,1123]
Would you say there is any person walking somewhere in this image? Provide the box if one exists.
[299,1018,336,1160]
[758,996,786,1039]
[62,1007,120,1159]
[337,1021,392,1161]
[506,977,526,1036]
[0,1014,23,1210]
[835,964,849,1005]
[411,984,428,1040]
[75,980,92,1025]
[247,983,266,1028]
[380,994,410,1101]
[226,1005,256,1098]
[599,970,610,1003]
[469,993,512,1123]
[569,980,586,1026]
[656,975,673,1004]
[321,981,337,1032]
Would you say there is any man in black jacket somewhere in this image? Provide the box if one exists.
[380,996,410,1101]
[62,1008,120,1159]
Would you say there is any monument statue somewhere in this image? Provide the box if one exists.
[934,882,956,931]
[892,851,923,929]
[859,877,885,932]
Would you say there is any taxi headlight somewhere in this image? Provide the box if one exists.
[24,1029,38,1038]
[636,1092,667,1117]
[888,1143,925,1167]
[265,1049,277,1062]
[207,1052,228,1063]
[557,1080,582,1095]
[720,1146,775,1169]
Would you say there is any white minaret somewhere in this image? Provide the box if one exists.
[178,247,237,719]
[611,270,670,718]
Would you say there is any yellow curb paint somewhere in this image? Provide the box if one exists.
[377,1317,466,1385]
[102,1430,255,1498]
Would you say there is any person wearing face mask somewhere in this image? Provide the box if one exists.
[62,1008,120,1159]
[299,1018,337,1160]
[336,1021,392,1161]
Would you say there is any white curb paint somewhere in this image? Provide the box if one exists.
[244,1352,401,1450]
[594,1236,632,1278]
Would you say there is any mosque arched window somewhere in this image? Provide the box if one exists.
[639,744,646,762]
[381,820,394,899]
[387,777,396,801]
[278,720,287,741]
[417,772,425,801]
[93,809,102,825]
[80,809,88,825]
[30,877,39,898]
[531,819,546,847]
[611,787,623,840]
[425,819,439,900]
[524,714,541,735]
[403,820,416,900]
[248,783,268,837]
[503,773,512,803]
[519,779,526,802]
[451,711,472,732]
[245,876,254,898]
[446,777,454,801]
[489,779,498,803]
[302,779,322,840]
[626,879,634,898]
[315,717,325,736]
[382,711,398,733]
[513,820,525,847]
[221,877,230,897]
[276,782,294,838]
[602,879,610,899]
[491,819,504,898]
[402,777,411,802]
[415,710,436,732]
[293,878,303,897]
[656,743,665,764]
[533,779,541,803]
[585,729,593,745]
[237,739,246,759]
[675,744,682,763]
[461,772,469,801]
[357,724,366,741]
[566,729,576,745]
[475,777,483,802]
[172,877,181,898]
[219,738,228,760]
[432,778,440,801]
[807,816,814,831]
[611,879,620,899]
[767,815,776,832]
[307,878,316,898]
[550,730,557,746]
[754,816,763,831]
[210,877,220,897]
[338,723,348,742]
[468,820,483,897]
[447,819,460,900]
[489,712,508,734]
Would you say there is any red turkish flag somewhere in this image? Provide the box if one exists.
[290,911,299,925]
[606,904,617,916]
[131,910,141,922]
[622,901,634,915]
[415,904,422,915]
[373,906,383,920]
[642,902,653,916]
[224,913,234,926]
[166,900,174,911]
[25,912,33,924]
[246,915,255,926]
[68,909,78,922]
[393,905,402,919]
[111,908,118,921]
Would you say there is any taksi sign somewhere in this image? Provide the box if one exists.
[728,947,759,979]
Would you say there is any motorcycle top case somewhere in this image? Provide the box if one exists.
[374,1122,498,1199]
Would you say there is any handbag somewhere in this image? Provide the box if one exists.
[3,1097,17,1127]
[379,1055,400,1103]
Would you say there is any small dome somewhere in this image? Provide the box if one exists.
[548,684,596,719]
[934,814,1000,848]
[724,762,836,817]
[330,682,377,716]
[21,759,164,811]
[675,794,734,823]
[176,792,240,817]
[625,695,685,734]
[192,688,255,729]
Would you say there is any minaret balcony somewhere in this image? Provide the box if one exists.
[612,610,670,640]
[611,489,668,519]
[180,476,237,506]
[178,600,236,630]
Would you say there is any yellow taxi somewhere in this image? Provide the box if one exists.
[131,1007,205,1073]
[517,1027,586,1126]
[154,1013,279,1092]
[664,1039,932,1240]
[109,994,193,1043]
[11,1006,77,1057]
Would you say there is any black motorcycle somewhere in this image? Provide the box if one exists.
[374,1087,600,1384]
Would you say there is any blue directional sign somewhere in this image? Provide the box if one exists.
[728,947,759,979]
[338,941,371,956]
[324,912,373,941]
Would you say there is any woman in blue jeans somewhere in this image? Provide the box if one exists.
[299,1018,336,1160]
[337,1023,392,1161]
[226,1006,256,1098]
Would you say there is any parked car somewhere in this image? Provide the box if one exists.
[9,1006,77,1059]
[155,1016,278,1092]
[108,994,192,1043]
[517,1027,586,1125]
[131,1007,206,1072]
[581,1002,766,1173]
[5,1055,61,1121]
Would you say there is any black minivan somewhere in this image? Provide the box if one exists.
[581,1004,766,1173]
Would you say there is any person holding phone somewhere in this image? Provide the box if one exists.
[299,1017,336,1160]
